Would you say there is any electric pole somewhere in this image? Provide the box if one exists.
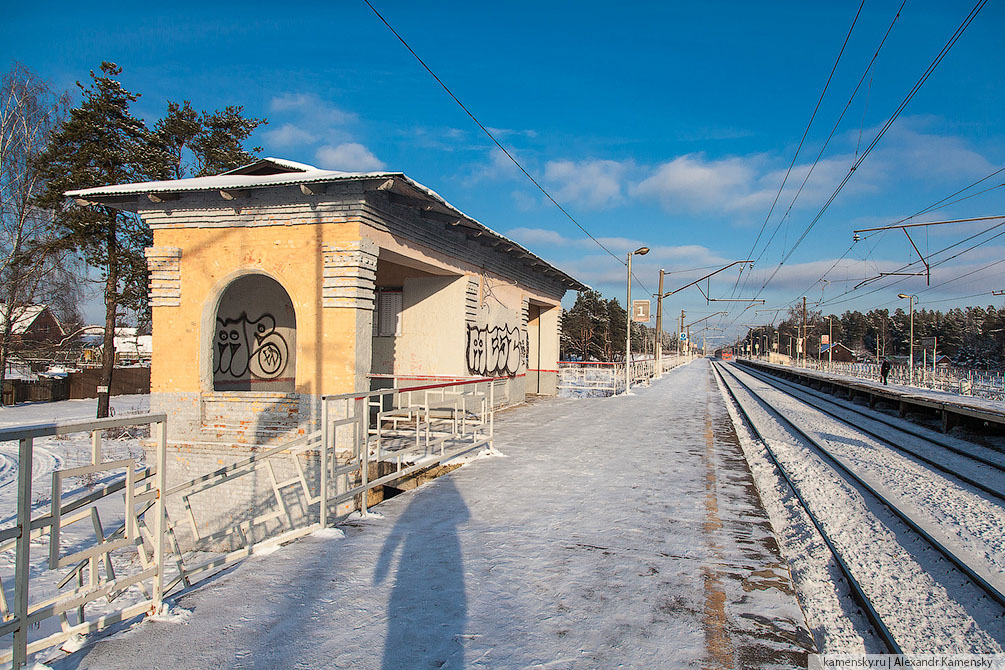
[655,270,664,371]
[802,296,807,368]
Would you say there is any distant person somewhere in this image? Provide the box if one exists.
[880,359,891,385]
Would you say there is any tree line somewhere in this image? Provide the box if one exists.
[560,289,677,361]
[1,61,264,414]
[741,302,1005,368]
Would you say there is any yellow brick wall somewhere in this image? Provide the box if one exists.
[150,220,364,398]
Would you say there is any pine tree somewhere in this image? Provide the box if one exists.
[153,101,265,179]
[36,62,153,418]
[37,63,268,417]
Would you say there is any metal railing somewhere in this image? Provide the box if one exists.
[0,413,168,669]
[0,376,502,667]
[557,354,690,397]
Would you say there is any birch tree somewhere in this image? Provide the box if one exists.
[0,63,72,403]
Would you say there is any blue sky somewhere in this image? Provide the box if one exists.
[4,1,1004,342]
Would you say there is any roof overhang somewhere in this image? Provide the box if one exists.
[66,163,589,293]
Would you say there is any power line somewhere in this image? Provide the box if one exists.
[753,0,988,300]
[729,0,867,300]
[362,0,650,294]
[750,1,907,274]
[720,0,989,335]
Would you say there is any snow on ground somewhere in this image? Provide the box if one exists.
[44,361,812,669]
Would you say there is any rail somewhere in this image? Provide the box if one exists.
[0,413,168,669]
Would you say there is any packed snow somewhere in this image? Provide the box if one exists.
[31,361,812,669]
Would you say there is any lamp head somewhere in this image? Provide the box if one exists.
[897,293,910,299]
[633,246,650,256]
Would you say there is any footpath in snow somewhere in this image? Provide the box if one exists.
[52,360,812,669]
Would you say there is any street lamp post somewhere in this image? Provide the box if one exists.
[626,246,650,393]
[898,294,916,386]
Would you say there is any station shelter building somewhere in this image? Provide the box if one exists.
[68,158,586,527]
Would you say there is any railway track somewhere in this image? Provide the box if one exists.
[711,360,1005,654]
[734,361,1005,503]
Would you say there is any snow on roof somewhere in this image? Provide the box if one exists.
[0,304,58,335]
[221,157,320,175]
[114,334,152,356]
[65,159,590,292]
[66,168,399,198]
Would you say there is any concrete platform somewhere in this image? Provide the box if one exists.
[738,358,1005,433]
[53,359,813,669]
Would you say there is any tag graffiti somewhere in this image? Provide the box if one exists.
[214,312,290,380]
[466,323,527,376]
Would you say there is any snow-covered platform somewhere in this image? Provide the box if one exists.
[54,360,813,669]
[738,358,1005,433]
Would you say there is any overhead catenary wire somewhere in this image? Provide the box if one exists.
[818,223,1005,310]
[759,0,987,290]
[780,166,1005,313]
[745,0,907,278]
[362,0,651,295]
[722,0,989,336]
[728,0,868,301]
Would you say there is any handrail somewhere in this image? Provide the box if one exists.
[323,375,501,401]
[0,412,167,442]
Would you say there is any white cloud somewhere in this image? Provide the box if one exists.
[506,227,568,246]
[486,126,539,139]
[468,148,522,183]
[263,123,318,148]
[631,154,759,214]
[269,93,357,126]
[544,159,629,208]
[315,143,386,171]
[263,93,360,155]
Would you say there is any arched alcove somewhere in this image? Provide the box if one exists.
[212,274,296,392]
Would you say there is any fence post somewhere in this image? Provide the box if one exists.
[91,429,101,466]
[489,381,495,444]
[13,437,33,669]
[358,396,369,518]
[152,420,167,614]
[320,397,329,528]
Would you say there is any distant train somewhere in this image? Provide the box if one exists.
[713,349,734,361]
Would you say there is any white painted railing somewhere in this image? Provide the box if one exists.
[557,355,689,397]
[0,413,168,669]
[0,376,502,667]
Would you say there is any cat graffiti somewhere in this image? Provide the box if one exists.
[214,312,290,380]
[465,323,527,376]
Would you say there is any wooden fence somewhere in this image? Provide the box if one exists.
[1,378,70,406]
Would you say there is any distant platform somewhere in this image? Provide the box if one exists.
[736,358,1005,434]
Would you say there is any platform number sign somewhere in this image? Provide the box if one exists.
[679,332,688,342]
[632,300,651,322]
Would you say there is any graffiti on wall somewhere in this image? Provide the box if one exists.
[465,323,527,377]
[214,312,290,381]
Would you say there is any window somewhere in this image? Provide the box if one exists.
[375,287,402,337]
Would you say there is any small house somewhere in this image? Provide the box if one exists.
[817,342,857,363]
